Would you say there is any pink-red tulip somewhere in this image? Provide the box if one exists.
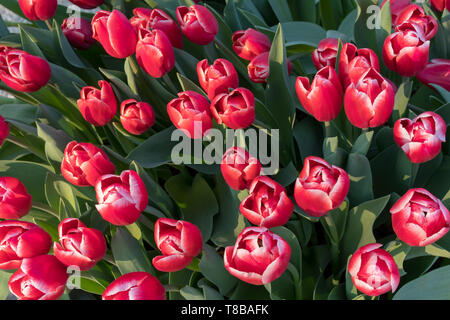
[339,43,380,88]
[62,16,95,50]
[77,80,117,126]
[312,38,340,70]
[69,0,104,9]
[120,99,155,135]
[0,177,32,220]
[295,66,343,122]
[395,4,438,40]
[152,218,203,272]
[95,170,148,226]
[0,116,9,147]
[224,227,291,285]
[248,52,292,83]
[232,28,271,61]
[102,272,166,300]
[130,7,152,32]
[19,0,57,21]
[176,5,218,45]
[348,243,400,297]
[416,59,450,91]
[381,0,411,25]
[197,58,239,100]
[393,111,446,163]
[430,0,450,11]
[0,221,52,270]
[294,156,349,217]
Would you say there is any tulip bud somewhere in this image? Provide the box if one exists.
[77,80,117,127]
[19,0,57,21]
[148,9,183,49]
[130,8,152,32]
[92,10,138,59]
[0,116,10,147]
[393,111,446,163]
[240,176,294,228]
[295,66,343,122]
[120,99,155,135]
[294,156,349,217]
[136,28,175,78]
[69,0,104,9]
[9,255,68,300]
[344,68,395,129]
[348,244,400,297]
[0,177,32,220]
[61,16,95,50]
[416,59,450,91]
[221,147,261,191]
[248,52,292,83]
[176,5,218,45]
[224,227,291,285]
[197,58,239,100]
[0,46,51,92]
[312,38,339,70]
[232,28,271,61]
[430,0,450,11]
[167,91,212,139]
[0,221,52,270]
[102,272,166,300]
[381,0,411,25]
[152,218,203,272]
[395,4,438,40]
[95,170,148,226]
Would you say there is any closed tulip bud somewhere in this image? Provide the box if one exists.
[416,59,450,91]
[68,0,104,9]
[176,5,218,45]
[240,176,294,228]
[0,46,51,92]
[248,52,292,83]
[210,88,255,129]
[61,16,95,50]
[393,111,446,163]
[54,218,106,271]
[102,272,166,300]
[312,38,340,70]
[92,10,137,59]
[348,244,400,297]
[0,221,52,270]
[0,177,32,220]
[381,0,411,25]
[232,28,271,61]
[197,58,239,100]
[295,66,343,122]
[167,91,212,139]
[19,0,57,21]
[136,28,175,78]
[148,9,183,49]
[221,147,262,190]
[0,116,9,147]
[395,4,438,40]
[344,68,395,129]
[153,218,203,272]
[9,255,68,300]
[430,0,450,11]
[295,156,349,217]
[224,227,291,285]
[339,43,380,88]
[77,80,117,127]
[95,170,148,226]
[120,99,155,135]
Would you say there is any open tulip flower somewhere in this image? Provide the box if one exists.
[197,58,239,100]
[176,5,218,45]
[102,272,166,300]
[395,4,438,41]
[312,38,340,70]
[339,43,380,88]
[220,146,261,190]
[232,28,271,61]
[381,0,411,25]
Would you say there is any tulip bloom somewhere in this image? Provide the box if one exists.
[312,38,339,70]
[9,255,68,300]
[176,5,218,45]
[232,28,271,61]
[95,170,148,226]
[120,99,155,135]
[240,176,294,228]
[54,218,106,271]
[130,7,152,31]
[393,111,446,163]
[381,0,411,25]
[210,88,255,129]
[102,272,166,300]
[344,68,395,129]
[294,156,349,217]
[224,227,291,285]
[348,244,400,297]
[221,147,261,191]
[148,9,183,49]
[167,91,212,139]
[153,218,203,272]
[77,80,117,126]
[339,43,380,88]
[0,46,51,92]
[0,221,52,270]
[430,0,450,11]
[197,58,239,100]
[136,28,175,78]
[416,59,450,91]
[0,177,32,220]
[295,66,343,122]
[62,16,95,50]
[69,0,104,9]
[248,52,292,83]
[395,5,438,40]
[18,0,57,21]
[92,10,138,59]
[0,116,9,147]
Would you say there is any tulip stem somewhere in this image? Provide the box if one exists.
[44,20,53,31]
[164,284,181,292]
[287,263,301,300]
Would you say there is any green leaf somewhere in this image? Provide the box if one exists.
[391,79,413,121]
[176,73,206,95]
[51,20,86,69]
[293,117,323,162]
[351,131,374,155]
[79,277,106,296]
[268,0,293,22]
[0,104,37,124]
[354,0,378,52]
[0,270,12,300]
[180,286,204,300]
[319,0,344,30]
[281,22,327,48]
[385,240,410,276]
[224,0,244,31]
[338,10,357,41]
[19,26,45,58]
[346,153,374,205]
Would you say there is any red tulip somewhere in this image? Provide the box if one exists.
[0,46,51,92]
[344,68,395,129]
[176,5,218,45]
[95,170,148,226]
[395,4,438,40]
[224,227,291,285]
[148,9,183,49]
[232,28,271,61]
[136,28,175,78]
[68,0,104,9]
[130,7,152,32]
[220,147,262,191]
[92,10,138,59]
[197,58,239,100]
[416,59,450,91]
[9,255,68,300]
[339,43,380,88]
[62,16,95,50]
[152,218,203,272]
[430,0,450,11]
[294,156,349,217]
[54,218,106,271]
[240,176,294,228]
[120,99,155,135]
[77,80,117,126]
[167,91,212,139]
[0,221,51,270]
[348,244,400,297]
[19,0,57,21]
[0,116,9,147]
[295,66,343,122]
[381,0,411,25]
[248,52,292,83]
[393,111,446,163]
[102,272,166,300]
[0,177,32,220]
[312,38,339,70]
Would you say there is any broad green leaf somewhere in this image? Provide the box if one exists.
[354,0,378,52]
[391,79,413,121]
[293,117,323,162]
[385,240,410,276]
[319,0,344,30]
[180,286,205,300]
[351,131,374,155]
[0,270,13,300]
[346,153,374,205]
[268,0,293,22]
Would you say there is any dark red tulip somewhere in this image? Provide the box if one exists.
[312,38,340,70]
[176,5,218,45]
[416,59,450,91]
[0,116,9,147]
[77,80,117,126]
[120,99,155,135]
[69,0,104,9]
[197,58,239,100]
[102,272,166,300]
[248,52,292,83]
[19,0,57,21]
[395,4,438,40]
[339,43,380,88]
[232,28,271,61]
[221,147,261,191]
[0,177,32,220]
[62,16,95,50]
